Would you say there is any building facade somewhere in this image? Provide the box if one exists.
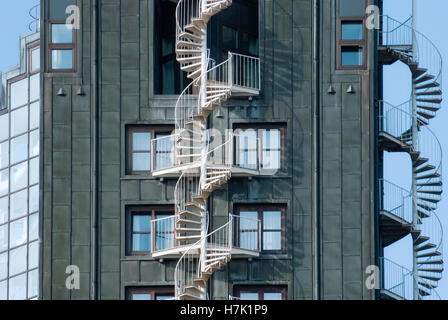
[38,0,443,300]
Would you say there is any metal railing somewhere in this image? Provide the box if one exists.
[231,214,261,252]
[378,100,413,142]
[378,179,413,223]
[150,135,175,170]
[229,52,261,91]
[28,3,40,32]
[151,216,175,252]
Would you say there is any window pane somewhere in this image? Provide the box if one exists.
[0,169,8,197]
[263,231,281,251]
[0,197,7,224]
[29,213,39,241]
[29,185,39,213]
[240,292,259,300]
[0,253,6,279]
[0,280,6,300]
[0,224,8,252]
[132,293,152,300]
[51,50,73,69]
[132,234,150,252]
[31,48,40,72]
[10,78,28,109]
[30,102,40,130]
[28,269,39,298]
[30,74,40,102]
[10,189,28,220]
[264,292,282,300]
[133,132,151,151]
[52,24,73,43]
[341,47,363,66]
[11,162,28,192]
[263,211,281,230]
[10,218,27,248]
[8,273,27,300]
[28,241,39,269]
[238,130,258,169]
[11,134,28,164]
[239,211,258,250]
[0,141,8,169]
[341,21,363,40]
[9,245,27,276]
[156,295,174,300]
[29,130,39,157]
[339,0,365,16]
[11,106,29,137]
[0,114,9,141]
[29,157,39,185]
[223,25,238,49]
[155,133,174,170]
[162,60,175,94]
[262,129,281,169]
[132,153,151,171]
[133,215,151,232]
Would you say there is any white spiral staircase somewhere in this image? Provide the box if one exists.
[378,16,443,299]
[149,0,261,300]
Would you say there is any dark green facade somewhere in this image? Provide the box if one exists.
[40,0,378,300]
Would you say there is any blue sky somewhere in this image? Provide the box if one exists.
[0,0,447,299]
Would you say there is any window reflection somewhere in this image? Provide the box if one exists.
[28,269,38,298]
[0,115,9,142]
[0,169,8,197]
[11,135,28,165]
[11,106,29,137]
[29,130,39,157]
[11,162,28,192]
[8,273,27,300]
[10,79,28,109]
[51,24,73,44]
[9,245,27,275]
[51,50,73,69]
[0,197,7,224]
[0,141,8,169]
[30,74,40,102]
[10,219,27,248]
[10,190,28,220]
[31,48,40,72]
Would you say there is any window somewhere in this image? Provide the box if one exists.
[337,0,366,69]
[30,47,40,73]
[126,287,174,300]
[234,205,285,253]
[233,124,285,172]
[47,0,76,72]
[234,286,286,300]
[126,126,174,174]
[126,206,174,255]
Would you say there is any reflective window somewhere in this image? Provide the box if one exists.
[341,21,363,40]
[0,169,8,197]
[11,135,28,165]
[0,141,8,169]
[30,48,40,72]
[29,130,39,158]
[51,50,73,70]
[339,0,365,16]
[0,280,6,300]
[132,132,151,172]
[30,74,40,102]
[29,213,39,241]
[49,0,75,20]
[235,286,286,300]
[341,46,363,66]
[10,218,27,248]
[28,241,38,269]
[0,114,9,142]
[29,185,39,213]
[11,162,28,193]
[28,269,38,298]
[132,293,151,300]
[261,129,281,170]
[237,130,258,170]
[132,214,151,252]
[30,102,40,130]
[10,190,28,220]
[8,273,27,300]
[155,133,174,170]
[0,253,6,279]
[0,197,7,224]
[10,78,28,109]
[9,245,27,275]
[51,24,73,43]
[0,224,8,252]
[29,157,39,186]
[262,211,282,251]
[11,106,29,137]
[126,287,174,300]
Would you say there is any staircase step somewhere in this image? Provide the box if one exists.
[185,285,205,295]
[176,49,202,55]
[415,81,440,90]
[417,251,441,258]
[419,267,444,273]
[184,24,205,35]
[413,68,427,78]
[177,40,202,48]
[418,259,443,265]
[416,172,440,180]
[179,209,203,219]
[419,282,435,290]
[177,218,202,226]
[179,32,203,42]
[414,74,435,84]
[192,18,206,29]
[192,195,206,206]
[416,98,442,104]
[417,181,442,187]
[414,165,436,174]
[419,274,442,281]
[181,62,202,72]
[179,293,202,300]
[417,118,429,126]
[176,235,202,240]
[417,111,435,120]
[418,197,439,204]
[417,203,436,211]
[417,210,430,219]
[414,157,429,167]
[187,68,202,80]
[414,236,430,246]
[417,105,440,112]
[175,227,202,233]
[185,202,205,211]
[417,189,442,195]
[418,288,431,297]
[416,243,437,251]
[193,278,207,288]
[416,90,442,96]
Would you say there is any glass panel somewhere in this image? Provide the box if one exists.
[264,292,282,300]
[29,213,39,241]
[10,78,28,109]
[0,197,7,224]
[240,292,259,300]
[0,114,9,141]
[162,37,173,56]
[132,234,150,252]
[9,245,27,276]
[0,224,8,252]
[49,0,75,19]
[341,21,363,40]
[132,293,151,300]
[263,211,281,230]
[29,185,39,213]
[28,241,39,269]
[133,132,151,151]
[239,211,258,250]
[341,46,363,66]
[156,295,174,300]
[8,273,27,300]
[339,0,365,17]
[0,253,6,279]
[0,280,6,300]
[263,231,281,251]
[162,60,175,94]
[28,269,39,298]
[262,129,281,169]
[31,48,40,72]
[10,189,28,220]
[238,130,258,169]
[10,218,27,248]
[11,106,29,137]
[11,134,28,164]
[29,130,39,157]
[155,133,174,170]
[30,74,40,102]
[132,153,151,171]
[0,141,8,169]
[11,162,28,192]
[133,215,151,232]
[30,102,40,130]
[29,157,39,185]
[51,24,73,43]
[222,25,238,49]
[155,214,174,250]
[0,169,8,197]
[51,50,73,69]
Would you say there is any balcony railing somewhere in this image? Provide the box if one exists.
[228,52,261,91]
[378,179,413,224]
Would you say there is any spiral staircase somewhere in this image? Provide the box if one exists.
[149,0,261,300]
[378,16,444,300]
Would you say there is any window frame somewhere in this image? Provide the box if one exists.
[126,206,174,256]
[126,286,174,300]
[234,204,286,254]
[233,124,286,173]
[28,44,41,75]
[234,285,287,300]
[336,0,367,70]
[126,125,175,175]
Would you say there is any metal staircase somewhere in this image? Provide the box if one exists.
[378,16,443,300]
[149,0,261,300]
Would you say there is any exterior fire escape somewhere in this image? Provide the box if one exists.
[378,15,443,299]
[148,0,261,300]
